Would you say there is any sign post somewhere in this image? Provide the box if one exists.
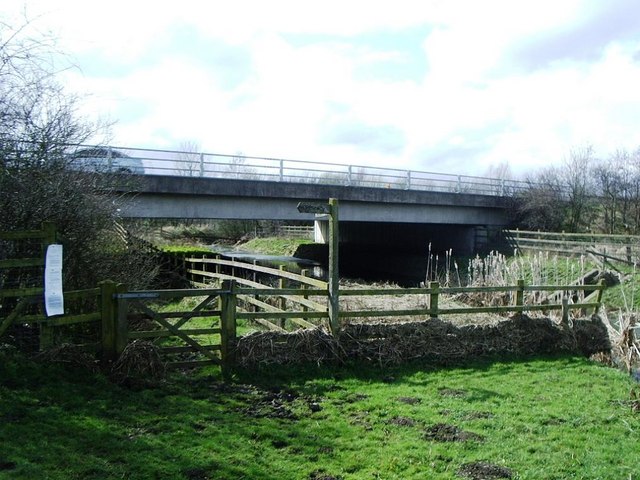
[297,198,340,334]
[44,244,64,317]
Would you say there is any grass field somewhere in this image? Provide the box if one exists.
[1,347,638,480]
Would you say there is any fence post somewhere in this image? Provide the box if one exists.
[429,281,439,319]
[595,279,605,314]
[42,221,57,245]
[39,221,58,350]
[99,280,118,363]
[516,279,525,315]
[201,254,207,286]
[114,283,128,357]
[253,259,258,283]
[220,280,237,381]
[301,269,309,323]
[561,296,569,325]
[278,265,287,329]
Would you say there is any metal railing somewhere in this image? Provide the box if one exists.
[68,144,531,197]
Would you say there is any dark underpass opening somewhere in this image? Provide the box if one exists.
[296,222,507,286]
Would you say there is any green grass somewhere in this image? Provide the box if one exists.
[238,237,314,257]
[1,349,638,480]
[159,245,214,255]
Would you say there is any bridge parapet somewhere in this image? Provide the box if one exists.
[71,144,529,197]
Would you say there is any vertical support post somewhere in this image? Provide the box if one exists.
[328,198,340,335]
[114,283,128,357]
[278,265,287,329]
[201,254,207,286]
[199,152,204,177]
[220,280,237,381]
[100,280,118,363]
[347,165,352,186]
[516,279,525,315]
[279,159,284,182]
[42,221,57,246]
[301,269,309,323]
[406,170,411,190]
[429,281,439,319]
[253,259,258,283]
[561,296,569,325]
[215,254,221,276]
[40,221,57,350]
[595,279,605,314]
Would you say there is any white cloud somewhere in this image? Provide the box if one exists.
[3,0,640,176]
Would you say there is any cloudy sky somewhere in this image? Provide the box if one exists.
[3,0,640,176]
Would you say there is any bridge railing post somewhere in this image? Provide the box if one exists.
[199,153,204,177]
[279,159,284,182]
[406,170,411,190]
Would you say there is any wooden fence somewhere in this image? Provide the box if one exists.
[505,229,640,262]
[256,225,314,239]
[1,230,607,374]
[183,255,605,327]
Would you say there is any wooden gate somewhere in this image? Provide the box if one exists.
[112,282,237,374]
[0,223,57,345]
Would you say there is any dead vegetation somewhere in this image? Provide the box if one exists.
[235,315,610,368]
[109,339,166,384]
[599,308,640,373]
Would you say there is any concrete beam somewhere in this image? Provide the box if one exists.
[112,174,510,225]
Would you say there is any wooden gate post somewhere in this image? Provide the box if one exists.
[301,269,309,323]
[429,281,439,319]
[99,280,118,363]
[516,279,525,315]
[220,280,237,381]
[595,279,605,314]
[39,222,58,350]
[114,283,129,357]
[278,265,287,329]
[100,281,128,362]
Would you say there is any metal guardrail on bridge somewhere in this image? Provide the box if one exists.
[69,144,530,197]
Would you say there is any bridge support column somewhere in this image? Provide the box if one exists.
[314,218,330,244]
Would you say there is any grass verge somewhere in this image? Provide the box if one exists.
[238,237,314,257]
[1,347,638,480]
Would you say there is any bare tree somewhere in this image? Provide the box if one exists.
[483,161,514,195]
[593,150,636,234]
[561,146,598,232]
[514,166,566,231]
[0,15,156,290]
[173,140,201,176]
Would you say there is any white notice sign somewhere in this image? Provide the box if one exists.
[45,244,64,316]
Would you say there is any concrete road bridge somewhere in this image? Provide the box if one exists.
[82,146,522,263]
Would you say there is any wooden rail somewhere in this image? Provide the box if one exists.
[1,227,609,375]
[339,281,604,321]
[505,229,640,259]
[183,254,605,328]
